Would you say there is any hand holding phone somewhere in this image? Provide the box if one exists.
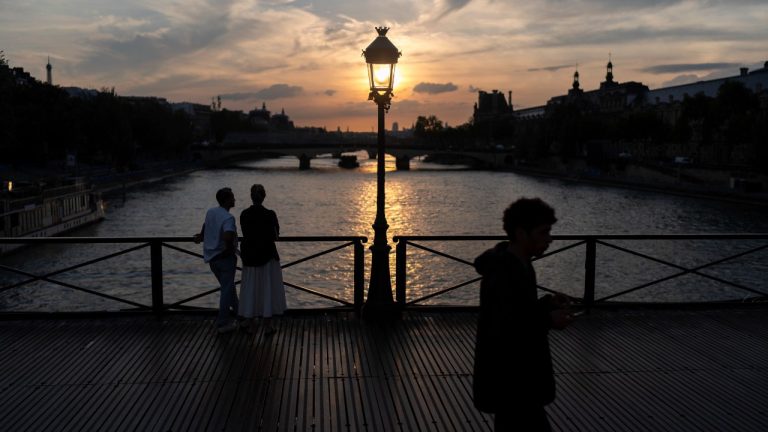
[570,309,586,318]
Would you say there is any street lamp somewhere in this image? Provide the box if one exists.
[362,27,401,318]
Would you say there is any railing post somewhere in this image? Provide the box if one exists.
[150,240,164,314]
[354,239,365,314]
[395,238,406,306]
[584,238,596,310]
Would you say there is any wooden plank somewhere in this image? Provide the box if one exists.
[294,318,316,431]
[337,317,367,430]
[279,319,309,431]
[453,375,494,431]
[101,322,194,431]
[201,325,255,431]
[388,316,441,429]
[257,318,301,430]
[1,309,767,431]
[1,321,90,388]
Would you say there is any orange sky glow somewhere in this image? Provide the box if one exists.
[2,0,767,131]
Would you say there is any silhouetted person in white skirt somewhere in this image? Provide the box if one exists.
[239,184,286,335]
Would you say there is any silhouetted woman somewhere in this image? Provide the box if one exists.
[239,184,286,334]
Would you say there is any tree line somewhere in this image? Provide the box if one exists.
[1,55,193,171]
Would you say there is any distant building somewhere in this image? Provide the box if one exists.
[10,67,33,85]
[647,61,768,105]
[247,103,294,131]
[516,61,768,123]
[514,106,546,120]
[473,89,513,123]
[63,87,99,99]
[498,57,768,166]
[389,123,413,138]
[270,108,294,130]
[509,58,768,124]
[547,59,649,113]
[171,102,212,138]
[248,102,271,130]
[46,57,52,85]
[123,95,169,105]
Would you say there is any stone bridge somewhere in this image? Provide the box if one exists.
[191,132,515,170]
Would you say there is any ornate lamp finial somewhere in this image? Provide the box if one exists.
[375,27,389,36]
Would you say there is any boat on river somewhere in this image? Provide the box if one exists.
[338,155,360,168]
[0,177,105,254]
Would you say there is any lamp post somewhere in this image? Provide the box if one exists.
[362,27,401,318]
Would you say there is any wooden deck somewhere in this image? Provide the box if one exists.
[1,308,767,431]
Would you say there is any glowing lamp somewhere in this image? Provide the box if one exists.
[363,27,401,97]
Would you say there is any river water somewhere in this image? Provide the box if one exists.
[2,154,768,311]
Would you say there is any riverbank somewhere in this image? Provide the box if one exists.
[93,161,203,197]
[1,160,204,198]
[505,157,768,207]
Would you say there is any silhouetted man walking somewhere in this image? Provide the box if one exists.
[473,197,572,431]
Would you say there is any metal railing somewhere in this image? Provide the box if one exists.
[4,234,768,315]
[0,236,366,314]
[394,234,768,308]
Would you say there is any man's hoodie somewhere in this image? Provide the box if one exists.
[472,241,556,412]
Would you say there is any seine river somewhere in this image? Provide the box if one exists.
[2,154,768,312]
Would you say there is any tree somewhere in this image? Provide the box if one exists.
[211,109,255,143]
[715,81,759,165]
[414,115,444,136]
[413,115,447,148]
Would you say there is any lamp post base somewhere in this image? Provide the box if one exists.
[362,241,401,321]
[361,301,401,321]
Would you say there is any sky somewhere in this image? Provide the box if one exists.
[2,0,767,131]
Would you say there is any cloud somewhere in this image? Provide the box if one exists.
[413,82,459,94]
[659,65,751,87]
[535,26,754,47]
[564,0,682,7]
[221,84,303,101]
[436,0,473,19]
[126,74,233,96]
[77,1,233,75]
[390,98,425,112]
[256,84,303,99]
[468,85,481,93]
[219,92,260,101]
[661,74,701,87]
[642,62,739,74]
[528,64,576,72]
[414,0,474,22]
[324,89,337,96]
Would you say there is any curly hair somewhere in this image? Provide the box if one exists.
[502,197,557,240]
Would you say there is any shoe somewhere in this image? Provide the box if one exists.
[244,323,257,335]
[217,322,238,334]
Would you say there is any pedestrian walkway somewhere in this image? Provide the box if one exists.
[0,307,766,431]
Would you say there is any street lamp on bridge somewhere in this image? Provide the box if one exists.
[362,27,401,319]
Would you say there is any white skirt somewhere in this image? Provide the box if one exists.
[239,259,286,318]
